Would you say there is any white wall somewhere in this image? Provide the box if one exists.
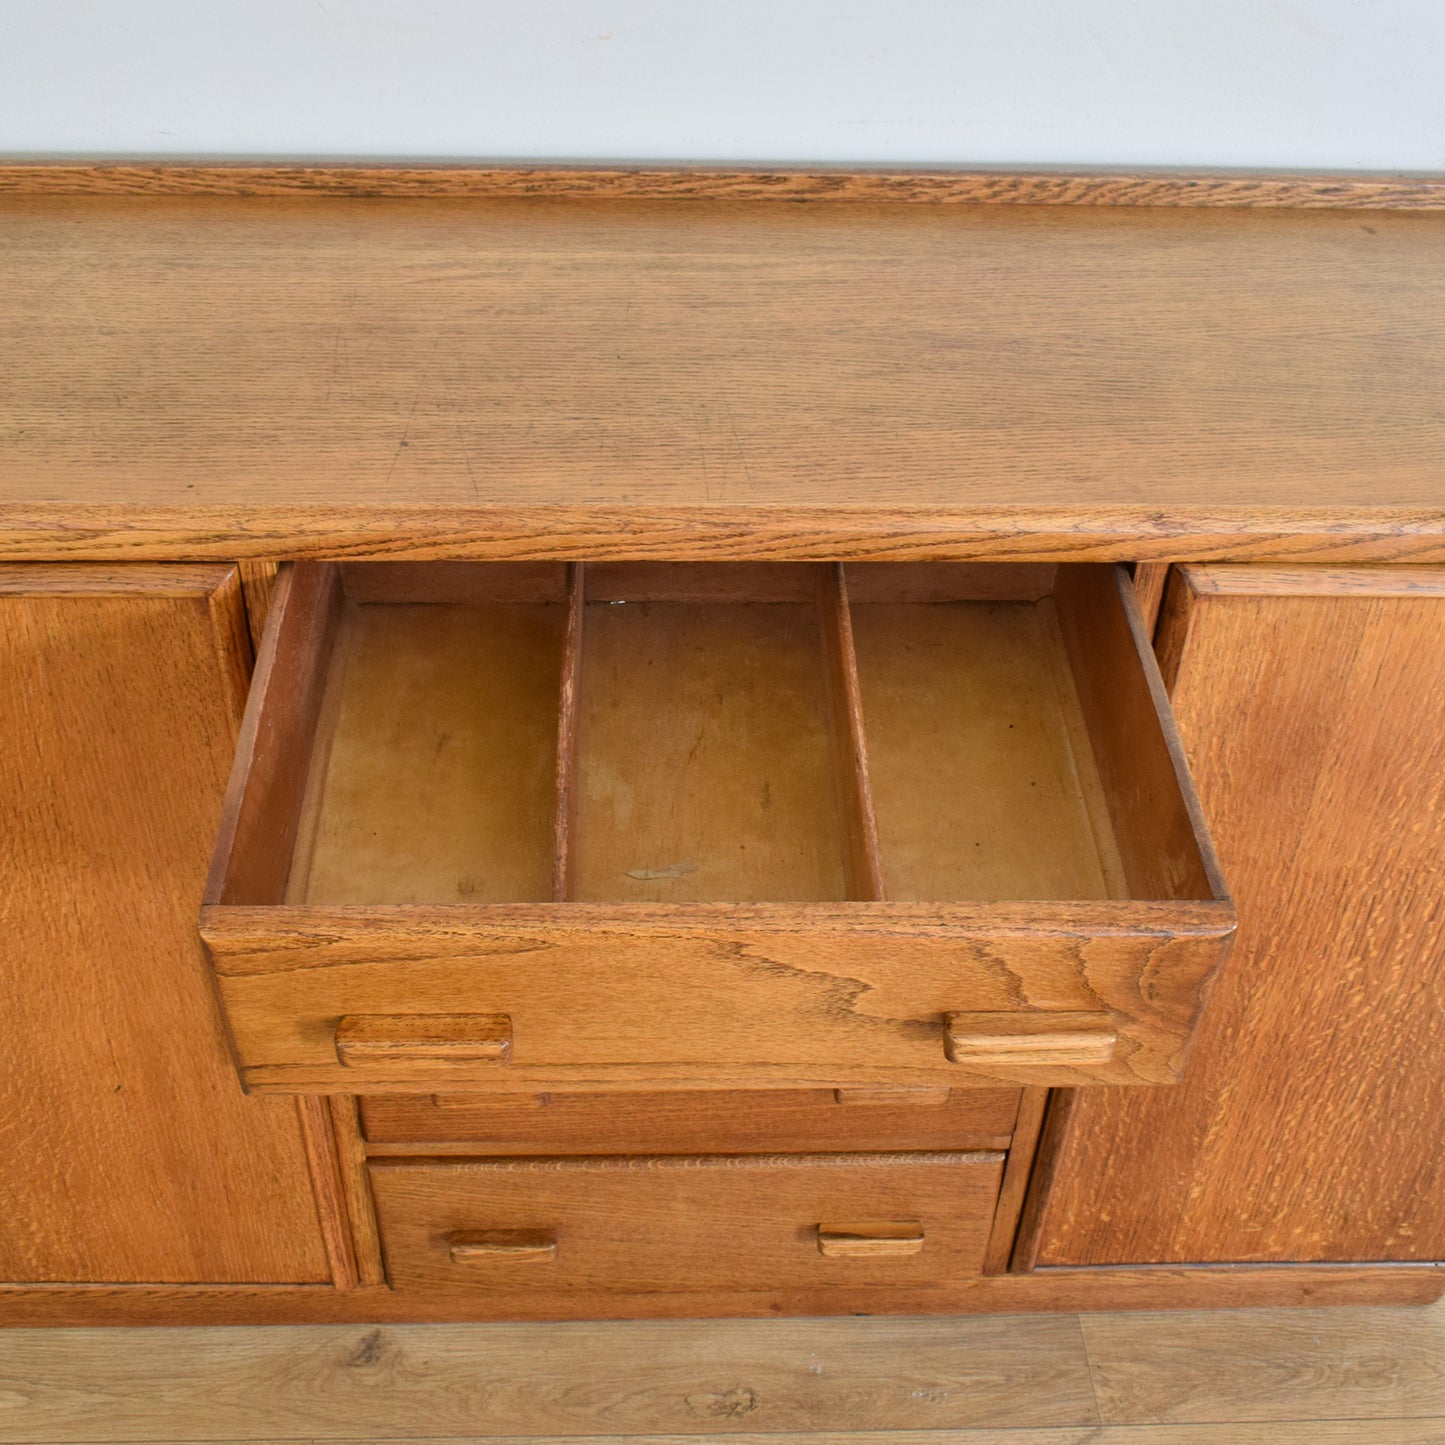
[1,0,1442,170]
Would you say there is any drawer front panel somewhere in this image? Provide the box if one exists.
[203,900,1233,1092]
[370,1152,1004,1293]
[360,1086,1022,1154]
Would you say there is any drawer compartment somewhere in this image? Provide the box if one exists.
[202,561,1233,1092]
[369,1151,1004,1292]
[360,1086,1022,1154]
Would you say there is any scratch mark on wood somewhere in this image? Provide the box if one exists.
[626,861,699,881]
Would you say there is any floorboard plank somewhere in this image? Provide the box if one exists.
[0,1315,1096,1443]
[9,1303,1445,1443]
[1083,1302,1445,1425]
[34,1422,1445,1445]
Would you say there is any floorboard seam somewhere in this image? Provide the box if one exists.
[1072,1308,1106,1429]
[34,1427,1445,1444]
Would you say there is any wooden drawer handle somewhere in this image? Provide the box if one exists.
[448,1230,556,1263]
[943,1010,1116,1066]
[334,1013,512,1067]
[817,1222,925,1258]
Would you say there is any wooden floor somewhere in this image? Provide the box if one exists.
[3,1301,1443,1443]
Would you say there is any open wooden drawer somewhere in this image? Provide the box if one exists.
[201,561,1233,1093]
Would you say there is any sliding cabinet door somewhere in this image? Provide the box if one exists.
[1035,566,1445,1266]
[0,566,328,1284]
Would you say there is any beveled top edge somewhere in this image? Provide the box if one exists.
[4,504,1445,567]
[1,162,1444,208]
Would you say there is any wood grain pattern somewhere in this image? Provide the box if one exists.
[983,1088,1049,1275]
[0,1271,1433,1323]
[1,1265,1437,1326]
[1010,1090,1079,1274]
[0,1312,1099,1437]
[326,1095,386,1289]
[2,1317,1445,1445]
[4,1305,1445,1443]
[369,1153,1003,1293]
[1036,564,1445,1265]
[1181,564,1445,598]
[294,1096,361,1292]
[206,561,343,906]
[322,1431,1445,1445]
[1083,1305,1445,1425]
[8,1429,1436,1445]
[2,163,1444,207]
[6,504,1445,566]
[359,1087,1021,1156]
[1131,561,1171,632]
[2,196,1444,563]
[0,564,236,596]
[202,901,1234,1091]
[1053,565,1226,903]
[0,564,327,1283]
[237,559,279,654]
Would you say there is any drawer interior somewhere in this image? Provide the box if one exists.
[290,575,565,905]
[848,566,1122,902]
[231,560,1209,910]
[572,571,846,903]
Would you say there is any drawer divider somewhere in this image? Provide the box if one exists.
[552,561,586,903]
[820,563,886,902]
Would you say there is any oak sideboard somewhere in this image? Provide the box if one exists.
[2,163,1442,1325]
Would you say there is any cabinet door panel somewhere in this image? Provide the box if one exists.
[1034,565,1445,1266]
[0,566,329,1283]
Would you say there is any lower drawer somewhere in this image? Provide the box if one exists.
[360,1086,1021,1154]
[370,1152,1005,1293]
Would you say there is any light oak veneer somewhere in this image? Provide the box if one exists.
[1037,564,1445,1266]
[1,188,1442,561]
[0,566,327,1285]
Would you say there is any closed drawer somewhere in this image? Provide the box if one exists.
[369,1151,1005,1293]
[360,1086,1022,1154]
[202,561,1233,1093]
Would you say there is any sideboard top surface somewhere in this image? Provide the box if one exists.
[2,175,1443,561]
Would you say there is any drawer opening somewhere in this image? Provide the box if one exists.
[214,560,1215,910]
